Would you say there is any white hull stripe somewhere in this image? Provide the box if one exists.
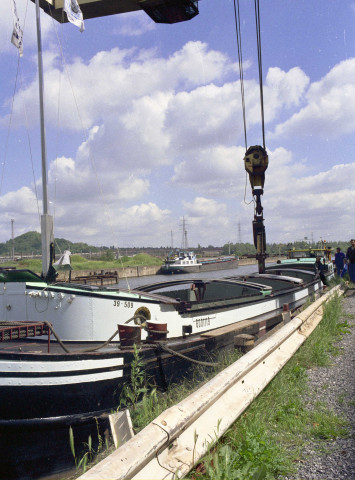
[0,368,123,387]
[0,357,123,374]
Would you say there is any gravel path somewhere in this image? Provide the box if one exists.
[289,288,355,480]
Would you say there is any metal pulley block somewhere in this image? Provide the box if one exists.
[244,145,268,191]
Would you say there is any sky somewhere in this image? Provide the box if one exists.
[0,0,354,250]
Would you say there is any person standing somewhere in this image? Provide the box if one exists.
[346,239,355,283]
[314,256,328,286]
[334,247,346,276]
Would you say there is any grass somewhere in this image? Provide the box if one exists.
[6,252,163,273]
[63,348,243,479]
[63,288,352,479]
[188,292,351,480]
[126,348,243,434]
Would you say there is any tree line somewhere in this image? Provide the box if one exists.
[0,231,101,256]
[221,240,350,257]
[1,231,350,259]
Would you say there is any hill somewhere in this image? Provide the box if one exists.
[0,232,101,256]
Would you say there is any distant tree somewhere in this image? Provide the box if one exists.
[100,250,115,262]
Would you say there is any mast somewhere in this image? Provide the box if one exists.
[181,217,188,250]
[35,0,53,277]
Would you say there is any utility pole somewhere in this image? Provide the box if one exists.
[35,0,54,277]
[11,219,14,260]
[180,217,188,250]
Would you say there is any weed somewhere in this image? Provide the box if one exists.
[309,402,349,440]
[190,293,351,480]
[199,429,289,480]
[119,344,148,412]
[69,427,93,473]
[125,347,242,433]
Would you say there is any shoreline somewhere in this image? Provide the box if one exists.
[56,256,287,283]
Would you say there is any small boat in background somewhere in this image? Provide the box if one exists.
[160,249,239,274]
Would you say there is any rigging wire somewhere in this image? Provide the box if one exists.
[233,0,266,151]
[46,5,132,290]
[233,0,267,206]
[233,0,253,206]
[254,0,266,150]
[1,1,41,221]
[0,56,20,198]
[233,0,247,151]
[19,64,42,223]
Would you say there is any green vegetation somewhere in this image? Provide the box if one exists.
[221,239,351,257]
[67,293,350,479]
[2,252,162,272]
[119,345,149,413]
[0,231,101,256]
[112,293,351,480]
[189,293,350,480]
[69,426,93,473]
[123,349,243,434]
[69,419,108,475]
[1,230,352,262]
[66,253,162,271]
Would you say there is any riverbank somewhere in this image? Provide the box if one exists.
[56,256,286,283]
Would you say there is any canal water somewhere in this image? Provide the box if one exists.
[119,263,259,290]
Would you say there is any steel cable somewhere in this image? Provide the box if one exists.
[254,0,266,149]
[233,0,248,151]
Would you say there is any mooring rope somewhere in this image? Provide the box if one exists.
[43,320,120,353]
[158,342,219,367]
[42,320,219,366]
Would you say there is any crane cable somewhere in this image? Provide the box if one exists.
[254,0,266,150]
[233,0,247,151]
[232,0,266,151]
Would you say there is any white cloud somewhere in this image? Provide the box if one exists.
[1,24,354,247]
[0,186,37,214]
[112,11,155,36]
[262,152,355,242]
[182,197,230,245]
[2,41,233,131]
[184,197,227,218]
[172,145,246,196]
[166,41,234,88]
[166,82,243,150]
[0,187,41,238]
[272,58,355,138]
[264,67,309,116]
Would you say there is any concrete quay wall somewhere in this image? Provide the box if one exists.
[57,265,161,282]
[56,257,286,282]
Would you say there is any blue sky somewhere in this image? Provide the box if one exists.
[0,0,354,249]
